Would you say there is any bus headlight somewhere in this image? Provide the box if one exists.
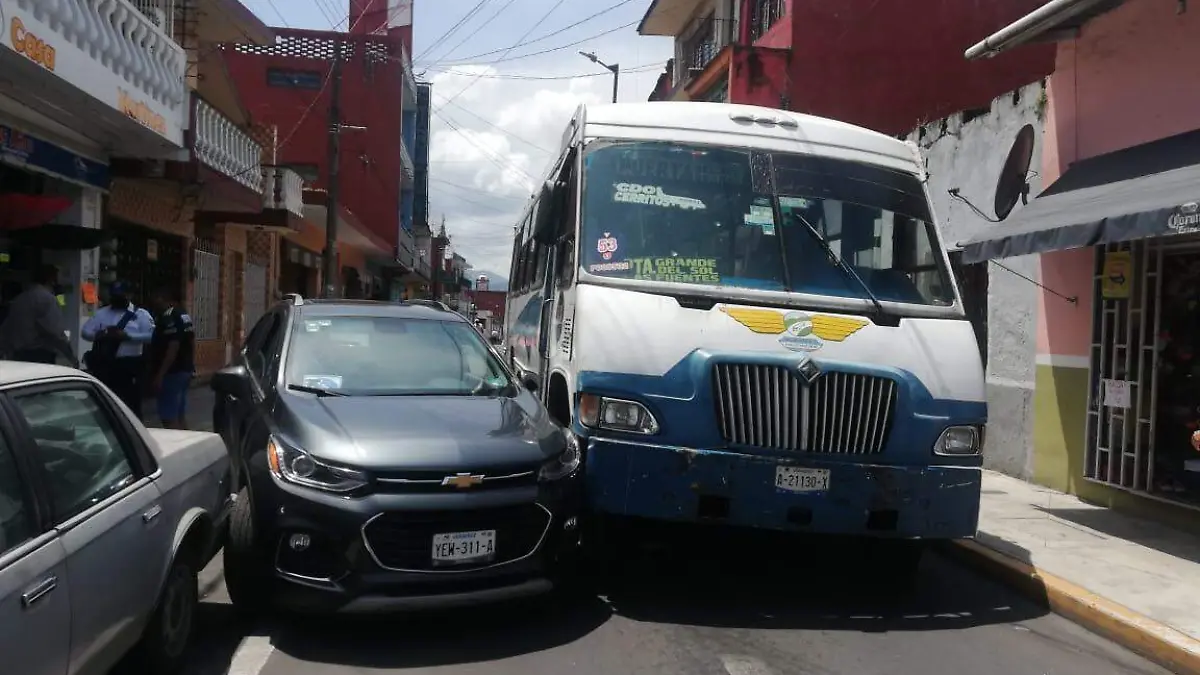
[933,426,981,456]
[578,394,659,435]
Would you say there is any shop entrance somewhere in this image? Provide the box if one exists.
[1087,239,1200,508]
[107,219,186,308]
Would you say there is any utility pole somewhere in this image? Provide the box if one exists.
[579,51,618,103]
[322,37,344,298]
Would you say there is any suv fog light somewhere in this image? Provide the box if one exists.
[289,533,312,551]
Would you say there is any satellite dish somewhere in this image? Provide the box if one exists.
[994,124,1035,221]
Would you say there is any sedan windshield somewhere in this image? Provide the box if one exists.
[580,140,956,306]
[284,316,512,396]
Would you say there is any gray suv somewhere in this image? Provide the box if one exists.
[211,297,584,614]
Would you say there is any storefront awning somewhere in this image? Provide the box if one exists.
[961,128,1200,263]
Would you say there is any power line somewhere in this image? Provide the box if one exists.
[426,0,637,65]
[444,20,639,70]
[438,0,568,110]
[432,108,540,185]
[430,0,521,65]
[413,0,494,62]
[435,97,553,154]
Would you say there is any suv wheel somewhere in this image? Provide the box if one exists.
[223,486,271,615]
[129,556,198,673]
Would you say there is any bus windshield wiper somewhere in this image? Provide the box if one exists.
[786,210,889,320]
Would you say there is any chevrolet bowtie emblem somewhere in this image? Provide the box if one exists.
[442,473,485,489]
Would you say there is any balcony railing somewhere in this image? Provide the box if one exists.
[676,17,736,89]
[262,166,304,217]
[15,0,187,112]
[132,0,174,36]
[192,95,262,193]
[750,0,785,42]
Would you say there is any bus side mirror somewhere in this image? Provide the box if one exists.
[532,180,562,245]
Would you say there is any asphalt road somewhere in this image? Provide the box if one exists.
[174,526,1171,675]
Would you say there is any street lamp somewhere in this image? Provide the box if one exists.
[579,50,618,103]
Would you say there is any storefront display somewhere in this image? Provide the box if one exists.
[1152,254,1200,503]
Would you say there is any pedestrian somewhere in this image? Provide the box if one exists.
[81,281,154,419]
[146,285,196,430]
[0,264,80,367]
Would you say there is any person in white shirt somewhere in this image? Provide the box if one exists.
[81,281,155,419]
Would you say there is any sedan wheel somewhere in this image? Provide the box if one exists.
[130,557,198,673]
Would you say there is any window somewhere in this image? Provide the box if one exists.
[284,317,512,396]
[267,68,324,89]
[244,312,282,381]
[579,140,955,306]
[0,435,34,555]
[750,0,785,41]
[192,248,220,340]
[13,388,136,523]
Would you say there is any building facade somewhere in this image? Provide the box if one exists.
[962,0,1200,526]
[222,10,424,301]
[1,0,306,377]
[641,0,1056,135]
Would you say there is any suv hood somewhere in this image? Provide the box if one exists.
[276,392,564,471]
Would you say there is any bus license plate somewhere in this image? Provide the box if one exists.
[775,466,830,493]
[431,530,496,565]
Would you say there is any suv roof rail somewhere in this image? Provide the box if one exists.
[283,293,304,306]
[406,299,450,312]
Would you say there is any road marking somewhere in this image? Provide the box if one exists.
[228,632,275,675]
[721,655,774,675]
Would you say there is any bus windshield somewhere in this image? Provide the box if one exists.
[579,140,956,306]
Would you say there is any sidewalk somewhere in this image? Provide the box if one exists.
[948,470,1200,675]
[143,383,215,432]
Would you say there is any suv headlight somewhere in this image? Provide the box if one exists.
[933,426,982,456]
[267,436,369,493]
[578,394,659,434]
[539,430,582,481]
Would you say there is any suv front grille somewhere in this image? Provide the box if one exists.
[362,504,552,571]
[713,364,897,455]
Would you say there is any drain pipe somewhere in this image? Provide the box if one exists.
[964,0,1114,60]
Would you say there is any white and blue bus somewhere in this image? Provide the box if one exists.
[504,102,985,576]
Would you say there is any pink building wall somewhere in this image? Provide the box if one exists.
[1036,0,1200,358]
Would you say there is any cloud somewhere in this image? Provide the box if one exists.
[422,43,670,275]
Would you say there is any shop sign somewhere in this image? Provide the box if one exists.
[9,17,55,71]
[1101,251,1132,299]
[118,88,168,136]
[0,124,110,190]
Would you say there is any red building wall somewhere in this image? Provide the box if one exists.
[223,29,405,248]
[783,0,1055,136]
[471,290,507,322]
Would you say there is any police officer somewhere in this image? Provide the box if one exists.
[81,282,155,418]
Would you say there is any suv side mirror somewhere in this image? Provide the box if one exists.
[521,373,539,393]
[211,364,253,400]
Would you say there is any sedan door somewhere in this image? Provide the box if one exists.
[8,383,170,675]
[0,406,70,675]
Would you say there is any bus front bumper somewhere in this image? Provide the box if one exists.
[584,437,980,539]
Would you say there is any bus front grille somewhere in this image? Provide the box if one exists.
[712,364,897,455]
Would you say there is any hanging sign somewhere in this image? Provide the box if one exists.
[1101,251,1132,299]
[1102,379,1131,409]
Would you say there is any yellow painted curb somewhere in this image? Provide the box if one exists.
[949,539,1200,675]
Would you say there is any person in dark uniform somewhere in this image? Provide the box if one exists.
[147,285,196,429]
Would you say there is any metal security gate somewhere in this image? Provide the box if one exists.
[192,246,221,341]
[1085,240,1162,491]
[244,261,268,331]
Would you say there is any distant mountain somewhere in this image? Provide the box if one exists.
[466,270,508,292]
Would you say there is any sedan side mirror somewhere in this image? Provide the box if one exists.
[211,364,253,400]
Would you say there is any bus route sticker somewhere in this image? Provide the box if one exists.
[778,312,824,352]
[597,232,618,260]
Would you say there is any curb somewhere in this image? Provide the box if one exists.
[946,538,1200,675]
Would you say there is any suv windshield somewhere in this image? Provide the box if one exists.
[284,315,512,396]
[580,140,955,306]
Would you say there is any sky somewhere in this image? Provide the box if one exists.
[240,0,674,283]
